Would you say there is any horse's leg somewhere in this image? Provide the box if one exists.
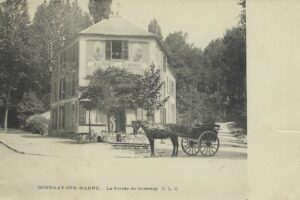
[147,135,155,157]
[170,136,175,157]
[174,135,179,157]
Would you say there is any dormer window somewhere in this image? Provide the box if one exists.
[106,40,128,60]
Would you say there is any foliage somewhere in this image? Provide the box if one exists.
[28,0,92,107]
[88,0,112,23]
[0,0,32,129]
[81,65,169,117]
[238,0,246,29]
[17,91,45,126]
[148,19,163,41]
[222,27,246,127]
[132,64,169,115]
[80,67,141,111]
[0,0,92,129]
[24,114,49,135]
[163,2,246,128]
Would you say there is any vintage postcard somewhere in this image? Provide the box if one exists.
[1,0,298,200]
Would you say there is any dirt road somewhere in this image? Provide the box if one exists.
[0,127,247,200]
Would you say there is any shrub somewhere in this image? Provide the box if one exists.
[24,115,49,135]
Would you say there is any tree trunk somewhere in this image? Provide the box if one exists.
[4,107,8,133]
[4,87,11,133]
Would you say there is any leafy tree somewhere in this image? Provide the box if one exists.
[238,0,246,29]
[148,19,163,41]
[88,0,112,23]
[28,0,92,107]
[80,67,141,112]
[163,1,246,128]
[17,91,45,127]
[132,65,169,118]
[0,0,31,131]
[81,65,169,121]
[222,27,246,127]
[164,31,193,69]
[164,32,208,122]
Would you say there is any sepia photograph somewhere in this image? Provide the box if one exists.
[1,0,249,199]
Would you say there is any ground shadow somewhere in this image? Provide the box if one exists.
[57,140,100,145]
[114,147,247,160]
[220,143,247,148]
[21,134,71,140]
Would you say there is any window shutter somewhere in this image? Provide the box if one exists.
[105,41,111,60]
[79,104,86,125]
[123,41,128,60]
[63,78,66,99]
[163,56,166,71]
[72,72,76,96]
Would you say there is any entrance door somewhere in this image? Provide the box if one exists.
[114,109,126,133]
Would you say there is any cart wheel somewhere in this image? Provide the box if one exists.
[199,131,219,157]
[181,138,200,156]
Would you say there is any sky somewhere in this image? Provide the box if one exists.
[27,0,241,49]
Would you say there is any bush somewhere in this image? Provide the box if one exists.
[24,115,49,135]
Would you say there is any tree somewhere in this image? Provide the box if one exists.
[148,19,163,41]
[164,32,208,123]
[132,65,169,118]
[80,67,141,112]
[28,0,92,107]
[0,0,31,131]
[162,1,247,127]
[81,65,169,121]
[164,31,193,69]
[17,91,45,126]
[238,0,246,29]
[222,27,246,127]
[88,0,112,23]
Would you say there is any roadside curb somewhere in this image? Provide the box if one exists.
[0,140,45,156]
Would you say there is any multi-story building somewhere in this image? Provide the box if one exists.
[50,16,176,135]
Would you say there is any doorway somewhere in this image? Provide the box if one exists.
[108,109,126,133]
[115,109,126,133]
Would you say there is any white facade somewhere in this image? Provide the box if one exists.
[50,17,176,135]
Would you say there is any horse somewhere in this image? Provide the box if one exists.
[132,120,179,157]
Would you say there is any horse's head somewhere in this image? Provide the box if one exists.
[132,120,148,135]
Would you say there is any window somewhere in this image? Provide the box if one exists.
[54,81,57,101]
[52,108,58,129]
[170,80,175,97]
[171,104,176,123]
[173,82,176,96]
[60,51,65,70]
[160,108,166,124]
[71,71,76,96]
[59,77,66,99]
[71,104,75,128]
[105,40,128,60]
[163,83,166,98]
[59,106,65,128]
[72,43,79,64]
[127,109,136,125]
[163,55,167,72]
[136,108,146,120]
[166,77,169,94]
[79,104,86,125]
[96,111,106,124]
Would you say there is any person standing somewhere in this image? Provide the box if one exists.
[109,114,116,133]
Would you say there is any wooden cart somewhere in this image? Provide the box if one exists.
[177,124,220,156]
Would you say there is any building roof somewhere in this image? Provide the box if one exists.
[79,15,155,37]
[61,16,176,78]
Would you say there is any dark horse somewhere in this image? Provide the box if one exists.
[132,120,179,157]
